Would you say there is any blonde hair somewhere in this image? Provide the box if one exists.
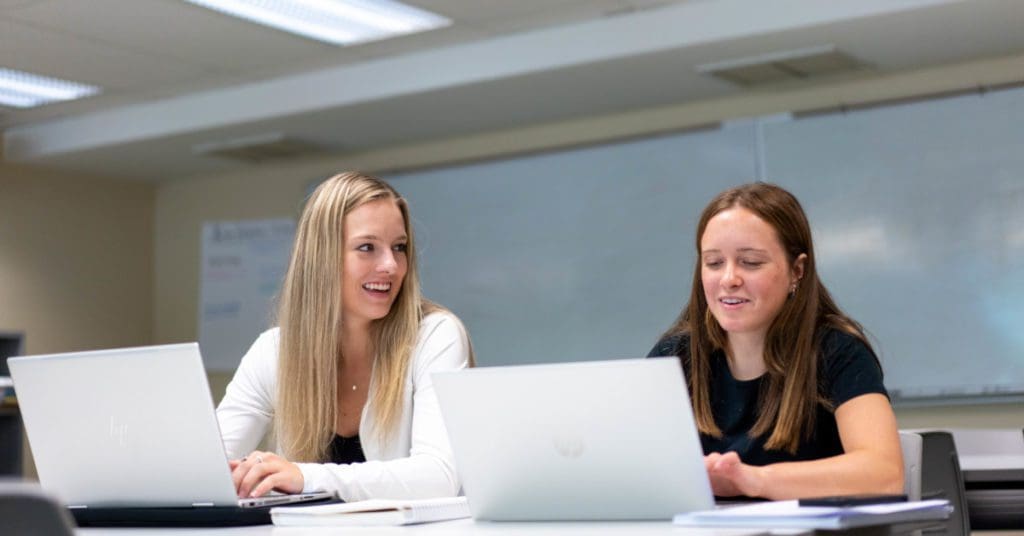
[274,171,428,462]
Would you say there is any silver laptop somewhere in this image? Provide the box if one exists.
[433,357,714,521]
[8,343,332,516]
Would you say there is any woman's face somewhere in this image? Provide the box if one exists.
[341,198,409,327]
[700,206,804,341]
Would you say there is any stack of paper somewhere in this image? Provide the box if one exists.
[271,496,471,527]
[674,499,952,529]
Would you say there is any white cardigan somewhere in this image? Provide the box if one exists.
[215,311,471,501]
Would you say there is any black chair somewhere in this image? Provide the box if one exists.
[918,431,970,536]
[0,480,76,536]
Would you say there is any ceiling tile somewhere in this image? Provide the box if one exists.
[411,0,623,23]
[0,20,209,90]
[0,0,40,10]
[7,0,343,72]
[340,25,490,63]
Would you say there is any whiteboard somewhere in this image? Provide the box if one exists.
[196,86,1024,403]
[198,219,295,371]
[385,86,1024,404]
[388,125,758,366]
[763,88,1024,402]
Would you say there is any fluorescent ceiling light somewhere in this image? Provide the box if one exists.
[185,0,451,45]
[0,68,101,109]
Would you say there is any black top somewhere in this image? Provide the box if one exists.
[328,434,367,465]
[648,329,887,466]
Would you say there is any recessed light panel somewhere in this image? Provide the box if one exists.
[185,0,451,45]
[0,68,101,109]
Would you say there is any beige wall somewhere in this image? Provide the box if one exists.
[0,163,154,354]
[156,52,1024,426]
[896,403,1022,430]
[155,173,313,401]
[1,162,155,478]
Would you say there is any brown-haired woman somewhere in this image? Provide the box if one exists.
[649,182,902,499]
[217,172,473,501]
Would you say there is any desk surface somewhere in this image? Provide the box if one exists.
[77,520,768,535]
[76,520,1024,536]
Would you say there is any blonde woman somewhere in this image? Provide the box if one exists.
[216,172,473,502]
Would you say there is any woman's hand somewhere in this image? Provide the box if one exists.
[704,395,904,500]
[229,450,304,498]
[704,451,766,498]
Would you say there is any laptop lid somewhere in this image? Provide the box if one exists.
[11,343,258,508]
[433,357,714,521]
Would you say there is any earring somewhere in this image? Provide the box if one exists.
[788,283,797,297]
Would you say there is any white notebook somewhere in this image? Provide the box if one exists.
[674,499,952,530]
[270,496,471,527]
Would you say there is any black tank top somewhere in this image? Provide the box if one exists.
[328,434,367,464]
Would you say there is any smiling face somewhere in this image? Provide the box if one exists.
[341,198,409,328]
[700,206,804,343]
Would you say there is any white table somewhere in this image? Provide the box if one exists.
[78,520,770,536]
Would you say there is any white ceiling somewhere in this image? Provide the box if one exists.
[2,0,1023,181]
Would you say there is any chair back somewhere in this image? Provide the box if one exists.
[899,430,923,500]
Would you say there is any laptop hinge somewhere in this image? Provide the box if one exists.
[191,502,215,507]
[67,505,87,509]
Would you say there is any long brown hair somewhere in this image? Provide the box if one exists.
[665,182,876,453]
[275,171,428,462]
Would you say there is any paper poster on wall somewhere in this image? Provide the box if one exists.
[199,219,295,371]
